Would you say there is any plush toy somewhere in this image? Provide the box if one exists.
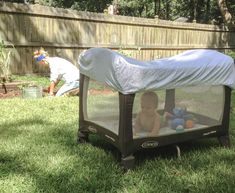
[165,107,195,130]
[171,118,185,130]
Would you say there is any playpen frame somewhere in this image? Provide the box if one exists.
[78,74,231,169]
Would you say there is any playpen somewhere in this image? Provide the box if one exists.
[77,48,235,169]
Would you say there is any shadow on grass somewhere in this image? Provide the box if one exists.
[85,134,226,167]
[1,118,235,193]
[0,119,125,192]
[0,118,49,137]
[30,123,123,192]
[114,135,219,155]
[0,152,24,179]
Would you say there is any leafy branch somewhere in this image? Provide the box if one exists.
[0,40,15,83]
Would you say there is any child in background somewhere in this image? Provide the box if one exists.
[33,47,80,97]
[134,91,160,137]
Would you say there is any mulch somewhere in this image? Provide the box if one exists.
[0,80,27,99]
[88,89,114,95]
[0,90,22,99]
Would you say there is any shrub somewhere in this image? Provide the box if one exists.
[226,50,235,60]
[0,40,15,83]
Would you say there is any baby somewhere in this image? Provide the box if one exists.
[134,91,160,137]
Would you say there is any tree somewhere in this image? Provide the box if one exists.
[1,0,234,24]
[217,0,232,24]
[118,0,154,17]
[70,0,113,12]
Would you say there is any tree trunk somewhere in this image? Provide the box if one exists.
[205,0,210,23]
[158,0,161,17]
[165,0,170,20]
[154,0,157,16]
[217,0,232,24]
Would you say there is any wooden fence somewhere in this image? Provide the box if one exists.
[0,2,235,74]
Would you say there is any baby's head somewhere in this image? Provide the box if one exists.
[141,91,158,115]
[33,47,49,65]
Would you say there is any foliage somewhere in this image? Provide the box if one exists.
[36,0,113,13]
[118,0,155,17]
[1,0,235,24]
[71,0,113,12]
[0,40,15,83]
[117,47,135,57]
[226,50,235,60]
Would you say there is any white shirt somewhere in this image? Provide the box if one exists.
[46,57,80,83]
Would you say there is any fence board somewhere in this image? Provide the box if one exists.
[0,2,235,75]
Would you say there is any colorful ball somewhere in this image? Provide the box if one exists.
[185,120,194,128]
[176,125,184,132]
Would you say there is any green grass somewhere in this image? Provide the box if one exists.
[1,75,235,193]
[12,75,110,91]
[12,74,50,87]
[12,74,64,88]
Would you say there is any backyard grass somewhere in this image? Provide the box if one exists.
[0,75,235,193]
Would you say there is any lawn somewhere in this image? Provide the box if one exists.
[0,76,235,193]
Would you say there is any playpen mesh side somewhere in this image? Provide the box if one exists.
[83,78,224,138]
[133,86,224,139]
[175,86,224,122]
[83,79,120,134]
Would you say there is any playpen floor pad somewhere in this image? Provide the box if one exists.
[91,119,209,138]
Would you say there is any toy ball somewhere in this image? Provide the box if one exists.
[185,120,194,129]
[171,118,185,129]
[176,125,184,132]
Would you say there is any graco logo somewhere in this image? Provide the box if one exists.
[105,134,115,142]
[203,130,216,136]
[141,141,159,148]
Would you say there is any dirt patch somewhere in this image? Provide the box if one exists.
[0,81,32,99]
[89,89,114,95]
[0,90,21,99]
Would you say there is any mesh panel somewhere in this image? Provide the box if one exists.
[84,79,119,134]
[132,90,166,138]
[82,78,224,139]
[175,86,224,122]
[133,86,224,139]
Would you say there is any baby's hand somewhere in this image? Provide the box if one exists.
[164,112,173,119]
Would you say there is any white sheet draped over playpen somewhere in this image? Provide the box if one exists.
[78,48,235,94]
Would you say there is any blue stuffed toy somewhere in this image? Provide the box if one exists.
[171,107,186,131]
[165,107,195,132]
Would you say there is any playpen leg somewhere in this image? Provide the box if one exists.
[121,154,135,170]
[175,145,181,158]
[77,130,89,143]
[218,135,230,148]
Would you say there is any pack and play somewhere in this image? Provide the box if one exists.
[77,48,235,169]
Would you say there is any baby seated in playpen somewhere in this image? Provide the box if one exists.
[133,91,161,137]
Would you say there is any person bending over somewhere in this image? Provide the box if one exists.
[33,47,80,97]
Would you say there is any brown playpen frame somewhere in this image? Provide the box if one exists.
[78,74,231,170]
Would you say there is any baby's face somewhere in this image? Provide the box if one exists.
[141,100,156,115]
